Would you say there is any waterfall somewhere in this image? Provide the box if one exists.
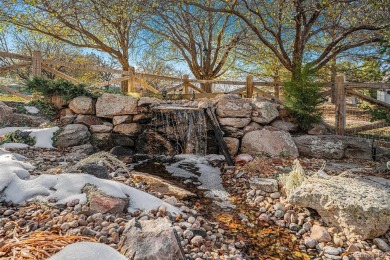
[152,106,208,156]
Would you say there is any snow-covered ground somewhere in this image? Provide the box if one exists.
[0,153,180,214]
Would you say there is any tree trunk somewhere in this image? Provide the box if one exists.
[330,55,337,104]
[200,82,212,93]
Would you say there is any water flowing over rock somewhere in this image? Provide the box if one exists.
[241,130,299,158]
[121,218,184,260]
[69,96,95,114]
[216,98,252,118]
[288,174,390,240]
[293,135,372,160]
[152,107,208,155]
[251,101,279,125]
[95,93,138,118]
[56,124,90,148]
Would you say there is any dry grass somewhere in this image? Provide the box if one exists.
[0,230,96,259]
[0,94,27,102]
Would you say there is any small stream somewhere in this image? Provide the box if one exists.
[131,155,308,260]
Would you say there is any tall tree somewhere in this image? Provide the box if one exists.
[190,0,389,80]
[1,0,142,91]
[144,2,246,92]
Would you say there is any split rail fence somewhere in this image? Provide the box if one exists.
[1,51,389,140]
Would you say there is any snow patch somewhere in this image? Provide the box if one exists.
[24,106,40,114]
[49,242,127,260]
[0,155,180,214]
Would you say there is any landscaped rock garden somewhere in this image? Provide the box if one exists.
[0,95,389,259]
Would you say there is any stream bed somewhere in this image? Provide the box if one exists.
[131,155,309,260]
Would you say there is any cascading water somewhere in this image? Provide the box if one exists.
[151,106,208,156]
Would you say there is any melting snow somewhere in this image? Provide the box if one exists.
[166,154,234,208]
[0,154,180,214]
[49,242,127,260]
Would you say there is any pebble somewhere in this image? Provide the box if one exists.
[323,246,342,255]
[373,238,390,252]
[191,235,204,247]
[304,237,317,248]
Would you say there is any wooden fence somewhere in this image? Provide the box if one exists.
[334,74,390,136]
[1,51,389,138]
[0,50,284,99]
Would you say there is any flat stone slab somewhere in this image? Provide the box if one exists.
[250,178,279,193]
[288,173,390,240]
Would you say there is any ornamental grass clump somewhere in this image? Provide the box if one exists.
[278,159,307,196]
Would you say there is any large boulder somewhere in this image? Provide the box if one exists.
[216,99,252,118]
[113,115,133,125]
[251,101,279,125]
[121,218,184,260]
[138,97,161,107]
[271,120,298,132]
[241,130,299,158]
[95,93,138,118]
[136,131,175,156]
[90,124,113,133]
[218,117,251,128]
[113,123,142,137]
[288,174,390,240]
[90,133,114,150]
[56,124,90,148]
[69,96,94,114]
[293,135,372,160]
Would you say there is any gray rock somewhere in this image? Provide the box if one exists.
[241,130,299,158]
[288,175,390,240]
[271,120,298,132]
[373,238,390,252]
[49,242,126,260]
[138,97,161,107]
[121,218,184,260]
[113,115,133,125]
[80,163,109,179]
[293,135,372,160]
[90,124,113,133]
[69,96,95,114]
[323,246,342,255]
[304,237,317,248]
[112,134,135,147]
[70,143,96,155]
[251,101,279,125]
[243,122,262,133]
[96,93,138,118]
[90,133,114,150]
[221,126,244,138]
[250,178,278,192]
[56,124,90,148]
[83,185,128,214]
[216,99,252,118]
[218,117,251,128]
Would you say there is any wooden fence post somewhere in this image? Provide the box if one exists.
[183,74,189,94]
[274,83,280,99]
[128,66,135,93]
[246,75,253,98]
[335,74,346,135]
[32,51,42,77]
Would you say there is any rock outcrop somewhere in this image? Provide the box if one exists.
[293,135,372,160]
[288,174,390,240]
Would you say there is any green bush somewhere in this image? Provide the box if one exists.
[0,130,36,146]
[369,106,390,123]
[24,77,96,101]
[283,70,323,131]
